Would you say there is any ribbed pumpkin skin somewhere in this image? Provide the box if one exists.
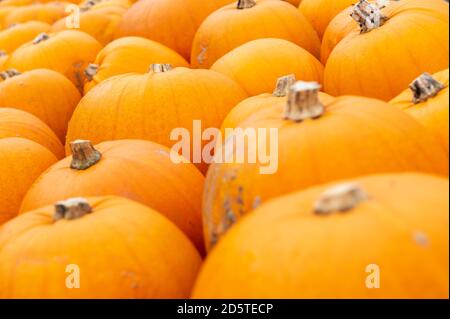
[84,37,189,93]
[0,21,51,54]
[116,0,235,60]
[0,108,64,158]
[0,6,14,30]
[0,0,34,6]
[194,173,449,299]
[66,67,247,173]
[0,52,7,69]
[4,2,68,27]
[211,38,324,96]
[323,0,449,101]
[20,139,206,254]
[221,91,333,132]
[0,69,81,142]
[203,96,448,251]
[0,137,57,225]
[191,0,320,68]
[299,0,354,39]
[5,30,102,91]
[51,6,127,46]
[390,69,449,154]
[320,5,354,64]
[0,196,202,298]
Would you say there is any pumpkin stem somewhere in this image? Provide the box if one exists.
[314,183,368,215]
[84,64,99,81]
[283,81,324,121]
[32,32,50,44]
[80,0,100,11]
[273,74,296,97]
[54,197,92,221]
[350,0,388,33]
[0,69,21,80]
[70,140,102,170]
[409,72,445,104]
[237,0,256,9]
[149,63,173,73]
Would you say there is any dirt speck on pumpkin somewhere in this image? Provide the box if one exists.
[413,231,429,247]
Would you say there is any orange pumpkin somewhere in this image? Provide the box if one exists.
[4,2,69,27]
[83,36,189,93]
[0,107,64,158]
[210,38,324,96]
[1,0,78,4]
[0,21,50,54]
[116,0,235,60]
[5,30,102,91]
[0,137,57,225]
[66,65,247,174]
[320,5,354,64]
[221,74,332,131]
[193,173,449,298]
[0,196,202,298]
[284,0,301,6]
[0,50,6,69]
[191,0,320,68]
[299,0,354,39]
[390,69,449,154]
[51,5,127,45]
[0,6,15,30]
[324,0,449,101]
[20,139,205,253]
[0,68,81,141]
[202,81,448,250]
[78,0,132,10]
[0,0,34,6]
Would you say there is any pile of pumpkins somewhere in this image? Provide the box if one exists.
[0,0,448,299]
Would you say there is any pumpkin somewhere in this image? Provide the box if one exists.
[202,81,448,250]
[4,2,69,27]
[221,74,332,131]
[115,0,235,60]
[299,0,355,39]
[390,69,449,154]
[191,0,320,68]
[1,0,78,5]
[0,137,57,225]
[20,139,205,253]
[78,0,133,11]
[0,107,64,158]
[0,196,202,298]
[66,65,247,174]
[83,36,189,93]
[284,0,301,6]
[193,173,449,298]
[51,5,127,45]
[0,68,81,141]
[210,38,324,96]
[0,21,50,54]
[323,0,449,101]
[0,0,34,6]
[0,50,6,69]
[5,30,102,91]
[320,5,355,64]
[0,6,14,29]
